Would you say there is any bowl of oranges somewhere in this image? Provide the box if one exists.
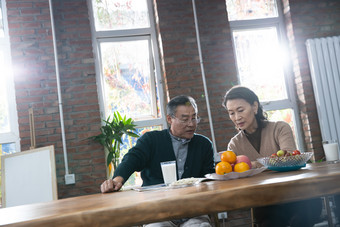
[205,151,266,180]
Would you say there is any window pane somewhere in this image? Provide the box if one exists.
[101,39,159,120]
[0,50,10,133]
[0,2,4,38]
[266,109,293,128]
[233,27,287,102]
[121,125,163,188]
[0,142,17,208]
[0,142,16,155]
[92,0,150,31]
[266,108,298,146]
[226,0,278,21]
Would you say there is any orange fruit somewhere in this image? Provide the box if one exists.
[220,150,237,164]
[234,162,250,173]
[215,161,232,175]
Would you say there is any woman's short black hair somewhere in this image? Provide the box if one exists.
[222,85,267,128]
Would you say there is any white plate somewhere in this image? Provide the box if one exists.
[169,177,207,188]
[133,183,167,192]
[204,167,267,181]
[133,178,207,191]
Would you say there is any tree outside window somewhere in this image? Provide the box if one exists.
[89,0,166,187]
[226,0,304,150]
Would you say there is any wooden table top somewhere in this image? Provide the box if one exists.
[1,162,340,227]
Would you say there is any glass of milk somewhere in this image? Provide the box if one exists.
[323,140,339,163]
[160,161,177,185]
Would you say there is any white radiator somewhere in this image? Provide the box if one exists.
[306,36,340,145]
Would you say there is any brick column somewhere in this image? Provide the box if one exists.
[6,0,106,198]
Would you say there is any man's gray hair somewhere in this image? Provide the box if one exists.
[166,95,198,116]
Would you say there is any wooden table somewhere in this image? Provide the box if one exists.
[1,162,340,227]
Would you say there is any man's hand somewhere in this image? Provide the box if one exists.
[100,176,124,193]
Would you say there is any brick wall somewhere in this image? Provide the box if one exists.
[6,0,106,199]
[52,0,106,197]
[283,0,340,160]
[155,0,238,152]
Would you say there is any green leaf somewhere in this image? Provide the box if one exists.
[126,131,139,138]
[126,118,132,125]
[88,111,140,166]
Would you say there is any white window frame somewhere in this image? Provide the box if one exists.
[87,0,167,129]
[0,0,20,152]
[228,0,304,151]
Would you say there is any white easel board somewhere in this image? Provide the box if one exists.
[1,145,57,207]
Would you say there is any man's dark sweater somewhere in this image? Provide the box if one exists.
[114,129,215,186]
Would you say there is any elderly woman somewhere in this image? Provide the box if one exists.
[223,85,322,227]
[223,85,296,167]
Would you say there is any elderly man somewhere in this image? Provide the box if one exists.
[101,95,215,227]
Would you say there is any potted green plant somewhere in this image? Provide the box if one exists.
[90,111,139,174]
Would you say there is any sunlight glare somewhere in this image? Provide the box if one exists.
[250,41,286,85]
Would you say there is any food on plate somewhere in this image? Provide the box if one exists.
[215,161,232,175]
[220,150,237,164]
[276,149,286,157]
[216,151,252,175]
[272,149,302,159]
[292,150,301,155]
[258,151,313,171]
[235,155,252,169]
[234,162,250,173]
[268,149,306,165]
[170,177,200,187]
[271,153,277,158]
